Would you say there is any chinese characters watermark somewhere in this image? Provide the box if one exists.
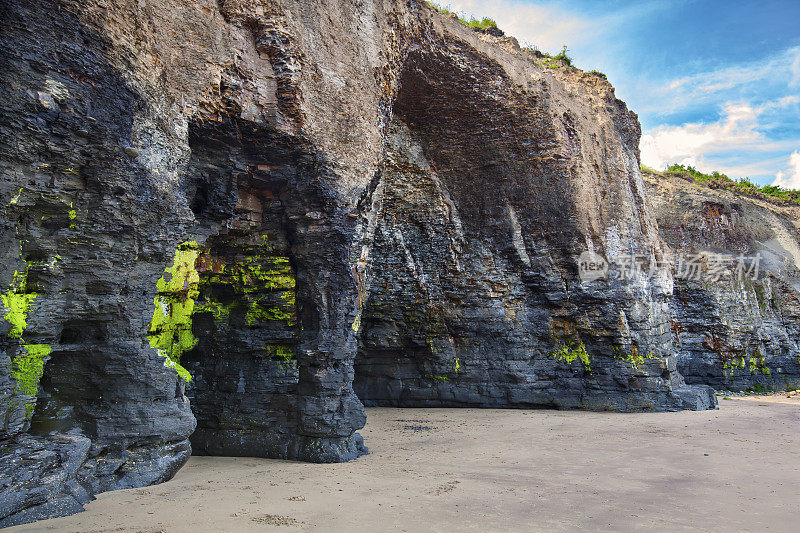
[578,251,761,283]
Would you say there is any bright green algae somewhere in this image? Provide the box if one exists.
[550,340,591,372]
[198,254,297,328]
[2,265,51,416]
[2,269,37,339]
[147,242,201,382]
[147,242,299,381]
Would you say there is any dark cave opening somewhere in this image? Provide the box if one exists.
[173,115,366,461]
[178,117,306,457]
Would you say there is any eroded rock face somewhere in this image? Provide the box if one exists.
[352,20,713,412]
[645,172,800,391]
[1,0,717,525]
[1,2,196,525]
[2,0,396,523]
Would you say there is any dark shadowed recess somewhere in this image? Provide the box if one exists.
[353,42,589,408]
[178,115,367,461]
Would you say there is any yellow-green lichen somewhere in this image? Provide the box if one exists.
[245,303,295,326]
[193,299,231,323]
[550,340,591,372]
[612,345,655,369]
[230,257,295,293]
[147,242,200,382]
[2,266,51,416]
[266,344,296,368]
[14,344,52,416]
[722,355,746,376]
[68,203,77,229]
[453,357,461,373]
[9,188,23,205]
[747,349,771,376]
[2,269,37,339]
[723,350,771,378]
[197,253,297,328]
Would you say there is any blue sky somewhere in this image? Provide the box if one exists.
[436,1,800,187]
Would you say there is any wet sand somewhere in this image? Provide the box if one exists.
[11,395,799,532]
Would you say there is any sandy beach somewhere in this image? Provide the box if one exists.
[10,395,799,532]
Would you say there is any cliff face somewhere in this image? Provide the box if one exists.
[1,0,716,525]
[1,0,401,523]
[645,172,800,391]
[352,17,712,412]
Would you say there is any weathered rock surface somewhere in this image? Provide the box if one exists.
[1,0,720,526]
[351,23,714,412]
[645,171,800,391]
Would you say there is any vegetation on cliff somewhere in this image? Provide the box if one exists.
[147,242,201,383]
[427,2,574,67]
[2,265,52,416]
[644,164,800,206]
[427,2,498,30]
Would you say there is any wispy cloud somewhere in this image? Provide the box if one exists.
[436,0,594,52]
[639,47,800,116]
[436,0,663,55]
[641,103,761,171]
[791,51,800,87]
[640,98,800,177]
[436,1,800,186]
[773,151,800,189]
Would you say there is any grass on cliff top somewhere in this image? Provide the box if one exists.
[427,2,498,30]
[527,45,573,67]
[645,163,800,206]
[427,3,579,70]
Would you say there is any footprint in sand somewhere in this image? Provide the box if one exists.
[429,480,460,496]
[250,514,302,526]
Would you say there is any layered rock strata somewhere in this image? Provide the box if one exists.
[1,0,718,525]
[645,171,800,391]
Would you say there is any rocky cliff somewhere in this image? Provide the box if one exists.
[0,0,721,525]
[645,171,800,391]
[351,18,712,412]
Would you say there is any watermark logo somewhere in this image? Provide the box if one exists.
[578,251,761,282]
[578,251,608,282]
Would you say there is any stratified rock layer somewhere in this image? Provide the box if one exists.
[645,171,800,391]
[351,19,713,412]
[2,0,716,525]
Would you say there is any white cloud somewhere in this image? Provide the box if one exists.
[640,103,763,171]
[791,50,800,88]
[640,97,800,179]
[437,0,595,52]
[639,46,800,116]
[433,1,800,186]
[773,151,800,189]
[759,95,800,112]
[436,0,663,55]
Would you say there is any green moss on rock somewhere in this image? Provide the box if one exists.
[245,302,296,326]
[196,251,297,328]
[1,269,37,339]
[193,299,231,323]
[550,340,591,372]
[147,242,200,382]
[14,344,52,416]
[265,344,296,367]
[612,345,656,369]
[2,265,51,416]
